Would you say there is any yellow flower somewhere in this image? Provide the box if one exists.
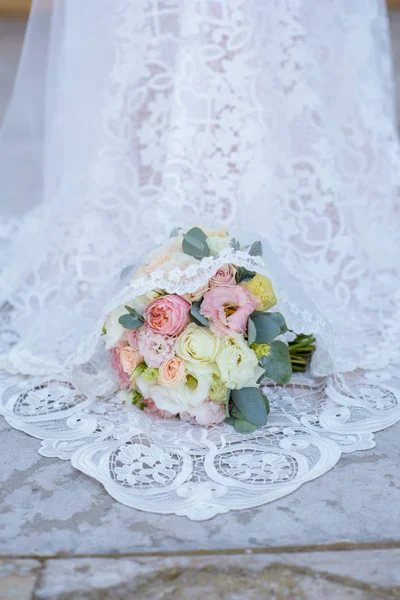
[142,367,159,382]
[251,343,271,360]
[209,375,227,403]
[243,274,277,311]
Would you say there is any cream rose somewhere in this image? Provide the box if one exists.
[103,305,132,349]
[160,252,198,274]
[120,346,143,375]
[216,333,264,389]
[180,401,226,426]
[158,356,186,388]
[206,235,233,255]
[183,282,210,303]
[175,323,220,374]
[137,370,213,414]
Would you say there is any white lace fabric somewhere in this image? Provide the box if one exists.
[1,0,400,519]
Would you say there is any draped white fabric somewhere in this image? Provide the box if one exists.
[1,0,400,519]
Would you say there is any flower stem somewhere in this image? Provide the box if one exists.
[289,333,316,372]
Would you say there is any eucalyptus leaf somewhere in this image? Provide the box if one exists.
[190,301,209,326]
[124,305,144,321]
[234,419,259,434]
[120,264,135,280]
[118,314,143,329]
[259,340,293,385]
[257,369,266,384]
[225,389,231,417]
[224,416,236,426]
[247,317,257,346]
[182,227,210,260]
[230,406,245,420]
[231,387,268,426]
[248,240,263,257]
[236,266,257,283]
[170,227,182,238]
[230,237,241,251]
[251,312,288,343]
[261,391,271,415]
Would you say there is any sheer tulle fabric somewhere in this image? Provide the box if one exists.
[1,0,400,519]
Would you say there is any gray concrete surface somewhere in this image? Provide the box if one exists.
[2,10,400,600]
[2,551,400,599]
[1,415,400,556]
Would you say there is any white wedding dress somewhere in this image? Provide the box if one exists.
[0,0,400,520]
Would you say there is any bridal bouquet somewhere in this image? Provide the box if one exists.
[102,227,314,433]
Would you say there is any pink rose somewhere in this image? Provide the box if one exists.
[120,346,143,375]
[180,401,226,426]
[145,294,190,337]
[200,285,258,337]
[143,398,175,419]
[111,341,131,388]
[209,264,237,287]
[158,356,186,388]
[138,328,175,368]
[183,283,209,303]
[127,329,140,350]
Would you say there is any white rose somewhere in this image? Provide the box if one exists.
[181,401,226,426]
[138,370,212,415]
[115,390,132,405]
[131,290,163,316]
[216,333,263,389]
[206,235,232,255]
[103,305,130,349]
[176,323,220,375]
[162,252,198,273]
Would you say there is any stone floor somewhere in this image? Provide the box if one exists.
[2,11,400,600]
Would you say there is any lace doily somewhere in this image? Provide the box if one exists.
[1,368,399,520]
[1,306,400,520]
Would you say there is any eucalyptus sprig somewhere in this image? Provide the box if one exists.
[288,333,316,372]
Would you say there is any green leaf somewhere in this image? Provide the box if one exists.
[118,314,143,329]
[230,237,241,251]
[120,264,135,280]
[248,240,263,257]
[234,419,259,434]
[236,267,257,283]
[231,387,268,426]
[131,390,144,406]
[247,317,257,346]
[225,389,231,417]
[190,301,209,326]
[251,312,288,343]
[224,416,236,426]
[124,305,144,321]
[230,406,245,419]
[261,391,271,415]
[257,369,266,384]
[170,227,182,238]
[259,340,293,385]
[182,227,210,260]
[129,363,147,381]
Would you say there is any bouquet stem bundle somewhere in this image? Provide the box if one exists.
[289,334,316,372]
